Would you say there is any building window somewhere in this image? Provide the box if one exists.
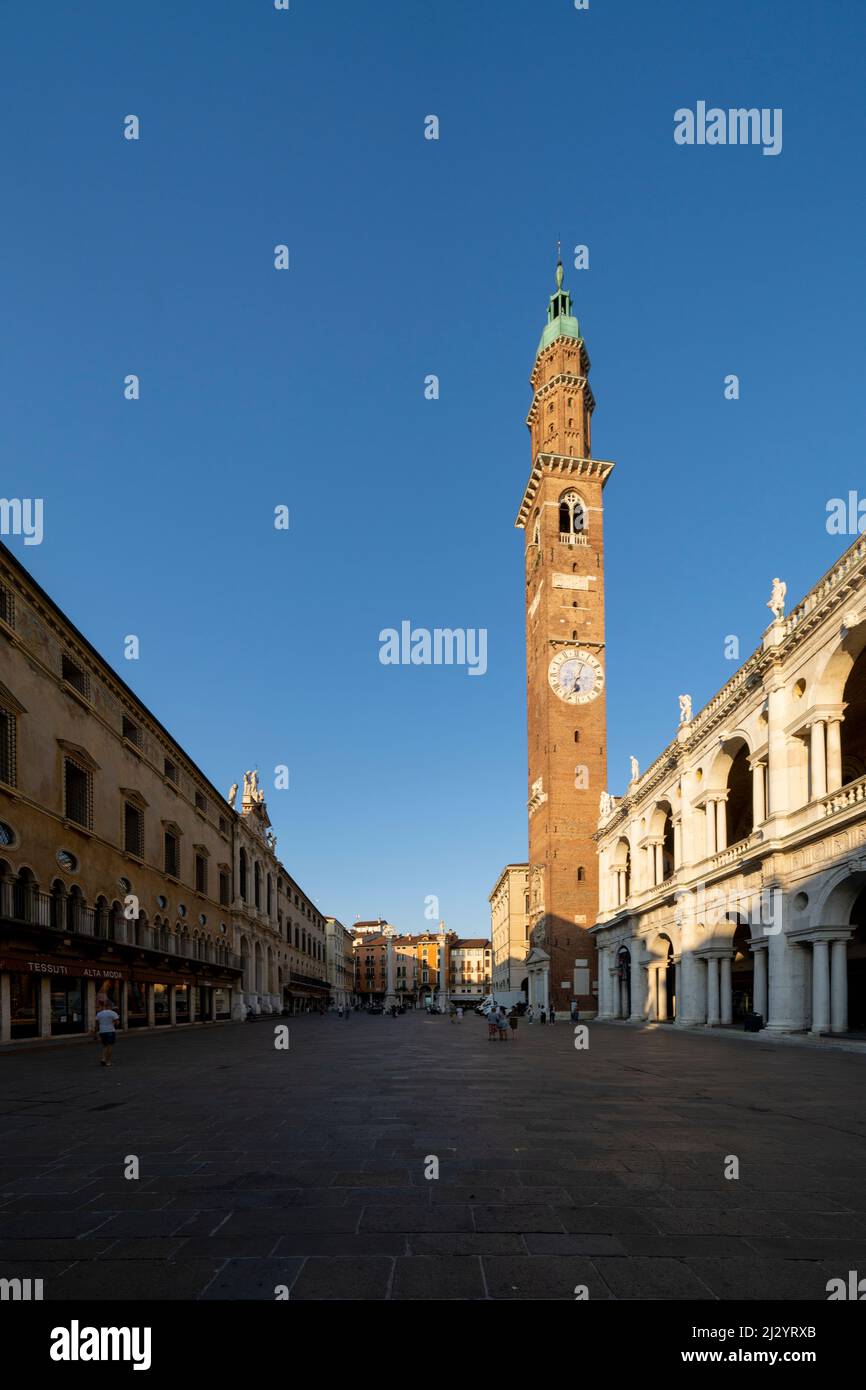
[0,583,15,628]
[195,853,207,894]
[239,849,247,900]
[254,862,261,909]
[195,791,207,814]
[124,801,144,857]
[219,870,230,906]
[0,705,16,786]
[62,653,90,699]
[218,814,228,835]
[164,758,178,784]
[122,715,142,747]
[64,757,92,828]
[164,830,180,878]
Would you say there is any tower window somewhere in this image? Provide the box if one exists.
[574,731,580,744]
[577,867,586,882]
[558,491,587,536]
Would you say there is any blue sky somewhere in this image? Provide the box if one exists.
[2,0,865,935]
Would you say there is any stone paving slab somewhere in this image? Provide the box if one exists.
[0,1013,864,1299]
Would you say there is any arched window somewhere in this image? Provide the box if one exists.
[558,491,587,537]
[239,848,248,901]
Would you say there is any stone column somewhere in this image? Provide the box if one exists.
[169,986,177,1026]
[705,803,716,858]
[657,967,668,1022]
[596,948,607,1016]
[84,979,97,1033]
[826,720,843,793]
[715,799,727,853]
[766,683,788,817]
[629,949,642,1021]
[706,958,720,1027]
[673,958,681,1022]
[752,760,766,825]
[189,987,197,1025]
[830,938,849,1035]
[753,945,768,1023]
[146,983,156,1028]
[810,720,827,800]
[606,967,619,1023]
[720,955,733,1025]
[644,966,656,1020]
[434,926,446,1012]
[0,972,10,1043]
[673,819,682,869]
[811,939,830,1035]
[39,978,52,1038]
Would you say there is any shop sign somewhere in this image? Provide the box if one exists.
[0,957,128,979]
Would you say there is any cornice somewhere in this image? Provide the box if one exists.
[515,453,616,529]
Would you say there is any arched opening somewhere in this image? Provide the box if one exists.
[654,935,676,1021]
[611,838,631,906]
[848,885,866,1031]
[725,744,754,846]
[239,848,248,901]
[730,917,754,1021]
[616,946,631,1017]
[842,648,866,786]
[558,490,586,537]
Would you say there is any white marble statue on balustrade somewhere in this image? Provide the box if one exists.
[678,694,692,725]
[599,790,614,818]
[227,783,238,808]
[767,577,787,621]
[629,756,639,784]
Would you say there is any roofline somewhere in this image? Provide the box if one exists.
[0,541,234,812]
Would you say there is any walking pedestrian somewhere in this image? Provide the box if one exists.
[526,1004,534,1025]
[539,1007,547,1026]
[456,1006,463,1023]
[95,1002,120,1067]
[549,1006,556,1024]
[508,1007,518,1039]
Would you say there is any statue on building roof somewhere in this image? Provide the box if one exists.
[768,577,787,621]
[227,783,238,809]
[678,694,692,725]
[629,756,640,784]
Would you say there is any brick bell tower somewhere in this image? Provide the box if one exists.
[515,257,615,1016]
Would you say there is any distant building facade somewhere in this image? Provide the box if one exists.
[489,863,529,994]
[450,939,492,1002]
[325,916,355,1010]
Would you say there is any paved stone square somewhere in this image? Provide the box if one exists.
[1,1013,865,1300]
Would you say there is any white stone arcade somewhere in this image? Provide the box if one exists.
[593,535,866,1039]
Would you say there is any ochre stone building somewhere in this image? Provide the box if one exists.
[0,542,329,1042]
[516,261,615,1014]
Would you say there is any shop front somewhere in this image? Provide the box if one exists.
[1,941,242,1043]
[0,954,129,1041]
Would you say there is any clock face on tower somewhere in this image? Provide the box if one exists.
[547,647,605,704]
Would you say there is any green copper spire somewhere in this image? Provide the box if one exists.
[536,253,582,356]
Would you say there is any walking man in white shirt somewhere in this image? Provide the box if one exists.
[94,1003,120,1067]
